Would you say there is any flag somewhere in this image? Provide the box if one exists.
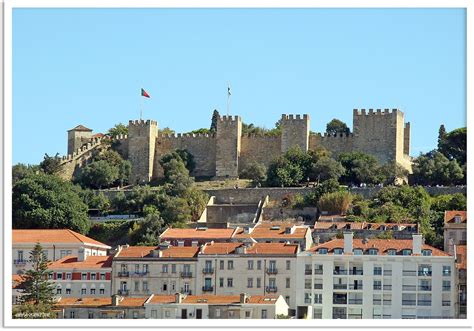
[141,88,151,98]
[228,86,231,96]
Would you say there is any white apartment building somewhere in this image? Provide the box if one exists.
[13,229,110,274]
[296,233,457,319]
[195,241,299,310]
[111,244,200,296]
[145,293,289,319]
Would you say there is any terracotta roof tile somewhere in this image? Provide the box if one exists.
[200,242,243,255]
[119,297,149,307]
[314,222,416,230]
[444,211,467,224]
[160,228,236,240]
[234,222,308,239]
[115,245,199,258]
[12,229,110,248]
[456,245,467,270]
[200,242,298,255]
[56,297,112,307]
[48,255,113,269]
[12,274,25,289]
[309,238,450,256]
[148,295,177,304]
[68,125,92,132]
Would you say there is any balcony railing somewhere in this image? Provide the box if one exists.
[373,299,382,305]
[180,272,193,278]
[348,284,363,290]
[384,270,392,276]
[442,286,451,291]
[333,299,347,305]
[402,270,417,276]
[202,268,214,274]
[13,259,28,265]
[417,300,432,306]
[442,300,451,306]
[118,272,129,277]
[314,269,323,275]
[305,269,312,275]
[348,299,363,305]
[418,270,432,277]
[333,269,347,275]
[383,285,392,291]
[304,298,312,304]
[118,290,129,296]
[202,286,213,292]
[349,269,363,275]
[402,300,416,306]
[131,272,149,277]
[332,314,347,319]
[373,285,382,290]
[418,285,432,291]
[266,268,278,275]
[334,284,347,290]
[402,285,417,291]
[266,286,278,293]
[314,284,323,290]
[383,300,392,305]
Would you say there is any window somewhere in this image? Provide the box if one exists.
[318,248,328,254]
[171,281,176,291]
[247,278,253,288]
[18,251,24,261]
[48,273,53,279]
[135,264,140,273]
[374,266,382,275]
[261,310,268,319]
[256,278,261,288]
[228,260,234,270]
[219,278,224,287]
[162,264,168,273]
[227,278,233,287]
[143,281,148,291]
[314,293,323,304]
[248,260,254,270]
[184,283,190,293]
[373,280,382,290]
[285,296,290,304]
[133,311,139,319]
[70,311,75,319]
[151,310,157,319]
[286,260,291,270]
[334,248,343,255]
[163,283,167,291]
[402,249,412,256]
[387,249,397,256]
[286,278,290,288]
[57,273,63,280]
[245,311,251,318]
[215,309,221,318]
[220,260,224,270]
[90,288,96,295]
[99,288,105,294]
[257,260,262,270]
[143,264,149,273]
[91,273,97,280]
[368,248,378,255]
[422,250,432,256]
[56,288,62,294]
[305,279,311,289]
[314,264,323,274]
[442,280,451,291]
[353,249,363,255]
[100,273,106,280]
[134,281,139,291]
[81,289,86,295]
[443,266,451,276]
[66,273,72,280]
[66,288,71,294]
[171,264,176,273]
[81,273,87,280]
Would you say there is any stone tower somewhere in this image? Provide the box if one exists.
[352,108,410,168]
[67,125,93,155]
[280,114,310,153]
[128,120,158,184]
[215,115,242,178]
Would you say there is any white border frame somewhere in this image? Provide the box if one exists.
[3,0,472,328]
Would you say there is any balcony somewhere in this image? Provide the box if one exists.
[383,285,392,291]
[333,284,347,290]
[305,269,312,275]
[314,269,323,275]
[373,285,382,290]
[266,268,278,275]
[442,286,451,291]
[402,270,417,276]
[333,298,347,305]
[13,259,28,265]
[384,270,392,276]
[202,268,214,274]
[118,290,129,296]
[373,299,382,305]
[348,299,363,305]
[348,284,363,290]
[383,300,392,305]
[402,285,417,291]
[314,284,323,290]
[442,300,451,306]
[118,271,129,277]
[349,269,363,275]
[202,286,213,292]
[266,286,278,293]
[402,300,416,306]
[333,269,347,275]
[418,285,432,291]
[417,300,432,306]
[304,298,312,304]
[418,270,432,277]
[180,272,193,278]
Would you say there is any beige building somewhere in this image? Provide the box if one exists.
[443,211,466,252]
[145,293,289,319]
[455,245,467,318]
[12,229,110,275]
[47,249,113,298]
[195,241,299,310]
[111,244,199,296]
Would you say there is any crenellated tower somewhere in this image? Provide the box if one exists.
[67,125,93,155]
[128,119,158,184]
[215,115,242,178]
[280,114,310,153]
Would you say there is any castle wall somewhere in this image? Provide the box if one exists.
[68,131,93,155]
[112,134,129,159]
[309,133,354,158]
[404,122,411,156]
[280,114,310,153]
[215,115,241,178]
[239,135,281,171]
[128,120,157,184]
[154,134,217,178]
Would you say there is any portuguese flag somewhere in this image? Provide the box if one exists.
[141,88,151,98]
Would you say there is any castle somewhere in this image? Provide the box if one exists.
[61,109,412,183]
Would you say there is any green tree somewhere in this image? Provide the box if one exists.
[107,123,128,137]
[79,160,119,189]
[39,153,62,175]
[239,162,267,185]
[12,163,40,186]
[318,191,353,215]
[338,152,380,185]
[326,119,351,135]
[19,243,56,306]
[210,109,220,133]
[309,157,345,182]
[184,188,209,221]
[377,161,409,185]
[161,196,192,225]
[80,191,110,215]
[186,128,210,135]
[160,150,196,174]
[111,191,129,214]
[158,127,175,135]
[118,160,132,186]
[94,149,123,166]
[430,193,467,212]
[410,151,464,186]
[438,124,447,150]
[266,156,304,187]
[438,127,466,165]
[161,158,194,196]
[130,211,166,246]
[13,173,90,234]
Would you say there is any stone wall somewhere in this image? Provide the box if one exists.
[215,115,242,178]
[239,135,281,170]
[309,133,354,158]
[128,120,158,184]
[280,114,310,153]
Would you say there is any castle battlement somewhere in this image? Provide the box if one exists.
[60,137,102,163]
[220,115,240,122]
[353,108,403,116]
[313,132,354,139]
[157,133,216,139]
[113,134,128,141]
[281,114,309,120]
[128,119,158,127]
[242,134,281,139]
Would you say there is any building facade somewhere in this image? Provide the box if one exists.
[443,210,466,252]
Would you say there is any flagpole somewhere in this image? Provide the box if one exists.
[227,83,231,116]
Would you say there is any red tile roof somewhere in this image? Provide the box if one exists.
[314,222,416,230]
[200,242,299,255]
[48,255,113,269]
[200,242,243,255]
[148,295,177,304]
[115,245,199,258]
[56,297,112,307]
[119,297,149,307]
[160,228,237,240]
[456,245,467,270]
[12,229,110,248]
[309,238,450,256]
[234,222,308,239]
[444,211,467,224]
[12,274,25,289]
[68,125,92,132]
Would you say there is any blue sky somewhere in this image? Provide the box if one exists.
[12,8,466,165]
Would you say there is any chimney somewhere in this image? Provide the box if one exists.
[240,293,248,304]
[111,294,121,306]
[77,247,86,262]
[175,293,184,304]
[412,234,423,255]
[344,232,353,255]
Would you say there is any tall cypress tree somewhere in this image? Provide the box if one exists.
[20,243,56,305]
[210,109,220,133]
[438,124,447,150]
